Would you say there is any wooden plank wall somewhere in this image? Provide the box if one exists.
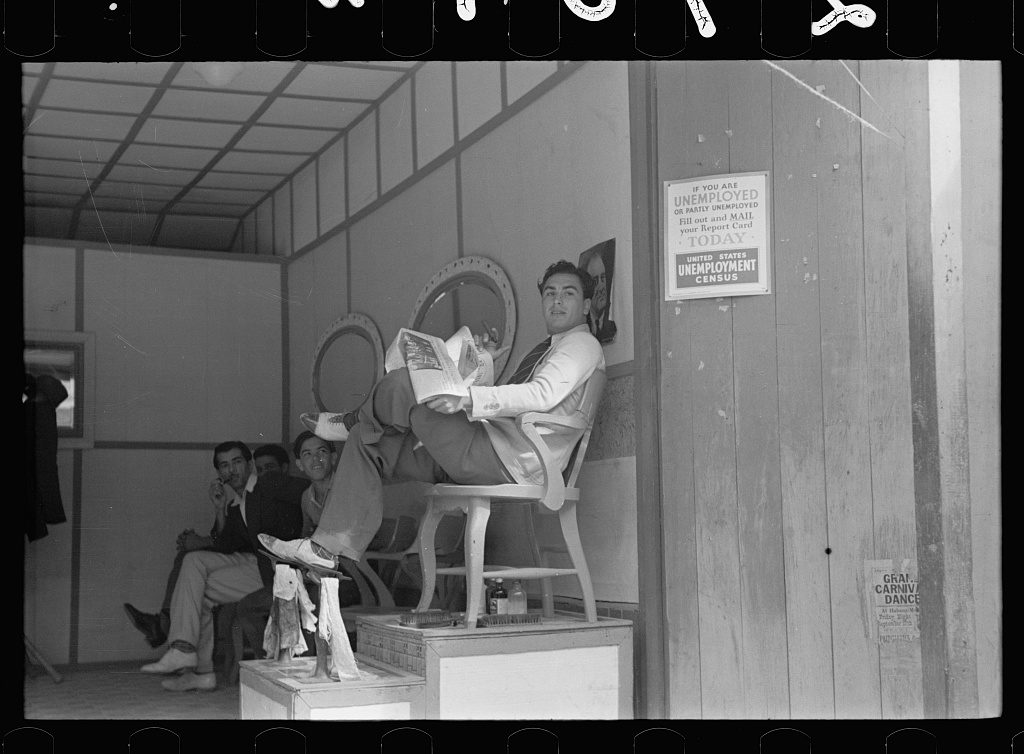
[648,59,986,719]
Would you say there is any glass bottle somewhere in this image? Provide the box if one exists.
[489,578,509,615]
[509,580,527,615]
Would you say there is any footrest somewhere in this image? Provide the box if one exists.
[435,566,579,579]
[258,549,351,581]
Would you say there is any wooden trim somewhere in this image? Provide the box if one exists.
[904,61,948,719]
[627,60,666,719]
[925,60,978,718]
[69,448,82,665]
[281,264,291,446]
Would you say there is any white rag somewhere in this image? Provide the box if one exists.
[317,577,362,681]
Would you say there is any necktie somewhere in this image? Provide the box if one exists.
[505,337,552,384]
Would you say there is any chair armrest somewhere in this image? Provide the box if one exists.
[514,412,584,511]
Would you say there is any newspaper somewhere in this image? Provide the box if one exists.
[384,325,494,404]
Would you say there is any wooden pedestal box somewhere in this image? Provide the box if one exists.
[356,612,633,719]
[239,654,425,720]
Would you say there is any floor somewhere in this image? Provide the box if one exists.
[23,661,240,720]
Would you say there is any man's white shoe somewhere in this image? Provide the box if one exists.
[161,671,216,692]
[141,647,198,674]
[300,412,350,441]
[258,534,337,570]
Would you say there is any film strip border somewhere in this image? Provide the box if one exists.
[1,0,1019,59]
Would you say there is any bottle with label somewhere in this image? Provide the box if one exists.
[509,580,527,615]
[483,579,495,615]
[488,578,509,615]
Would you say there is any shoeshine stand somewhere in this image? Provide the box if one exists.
[239,610,633,720]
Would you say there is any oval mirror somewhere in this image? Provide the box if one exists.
[408,256,517,382]
[311,313,385,413]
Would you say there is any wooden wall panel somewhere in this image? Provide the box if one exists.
[768,63,836,719]
[860,59,925,719]
[652,61,702,718]
[724,61,790,719]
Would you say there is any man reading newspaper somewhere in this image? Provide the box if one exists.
[260,260,605,571]
[387,325,494,405]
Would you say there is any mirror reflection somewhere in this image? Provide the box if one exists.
[409,257,517,382]
[311,314,385,414]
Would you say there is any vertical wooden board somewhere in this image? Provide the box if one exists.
[959,60,1001,718]
[769,62,836,719]
[725,61,791,719]
[652,60,702,718]
[672,61,745,719]
[83,248,129,442]
[808,60,880,718]
[859,60,925,719]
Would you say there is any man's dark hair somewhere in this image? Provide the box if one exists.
[292,430,337,459]
[212,440,252,468]
[536,260,595,301]
[253,444,290,468]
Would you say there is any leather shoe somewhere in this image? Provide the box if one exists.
[141,647,198,674]
[300,412,352,441]
[124,603,167,648]
[258,534,338,570]
[161,671,216,692]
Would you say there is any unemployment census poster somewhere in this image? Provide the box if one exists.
[664,171,771,300]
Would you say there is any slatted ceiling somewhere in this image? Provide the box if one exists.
[196,171,286,190]
[181,186,267,205]
[24,135,120,162]
[170,62,298,93]
[233,124,337,153]
[117,143,220,170]
[284,63,404,100]
[23,61,425,252]
[39,79,158,114]
[137,118,244,149]
[26,193,81,207]
[24,156,101,179]
[173,202,251,217]
[28,109,137,139]
[209,149,310,174]
[93,182,182,201]
[52,61,174,83]
[152,89,266,122]
[257,97,366,129]
[105,164,199,186]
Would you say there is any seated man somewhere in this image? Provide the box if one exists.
[232,431,345,654]
[123,443,306,648]
[262,259,604,571]
[139,441,303,691]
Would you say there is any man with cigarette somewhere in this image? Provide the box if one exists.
[136,440,303,691]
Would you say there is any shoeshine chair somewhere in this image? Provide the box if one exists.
[415,370,606,629]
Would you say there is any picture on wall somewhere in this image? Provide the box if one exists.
[578,238,617,345]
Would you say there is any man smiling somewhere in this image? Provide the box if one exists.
[261,260,605,571]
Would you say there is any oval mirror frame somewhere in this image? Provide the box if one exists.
[311,312,386,413]
[408,256,518,382]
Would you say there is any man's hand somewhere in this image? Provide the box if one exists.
[425,394,471,414]
[180,532,210,552]
[474,326,511,362]
[176,528,196,552]
[208,478,228,513]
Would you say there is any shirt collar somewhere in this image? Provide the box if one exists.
[228,471,258,505]
[550,323,592,344]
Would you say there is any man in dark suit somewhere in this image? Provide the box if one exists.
[137,441,303,691]
[123,443,307,649]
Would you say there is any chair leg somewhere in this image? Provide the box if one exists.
[356,557,396,608]
[415,505,446,613]
[462,499,491,629]
[559,501,597,622]
[229,620,244,685]
[523,506,554,617]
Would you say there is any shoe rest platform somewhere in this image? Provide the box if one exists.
[239,654,424,720]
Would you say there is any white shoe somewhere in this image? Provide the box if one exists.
[259,534,338,570]
[161,671,216,692]
[300,412,350,441]
[141,647,197,674]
